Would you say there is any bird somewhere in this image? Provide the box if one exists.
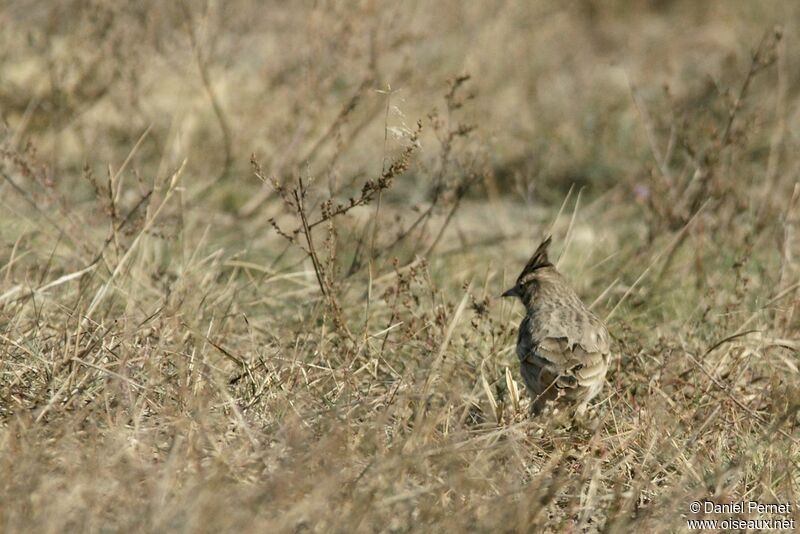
[502,236,611,416]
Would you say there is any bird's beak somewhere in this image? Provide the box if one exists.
[501,286,520,298]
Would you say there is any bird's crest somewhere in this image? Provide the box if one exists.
[518,236,553,283]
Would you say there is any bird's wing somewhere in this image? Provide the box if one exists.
[575,317,611,355]
[526,333,609,391]
[518,302,611,393]
[530,302,611,355]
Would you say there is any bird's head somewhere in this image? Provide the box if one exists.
[502,235,554,302]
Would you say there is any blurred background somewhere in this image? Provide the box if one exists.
[3,1,797,206]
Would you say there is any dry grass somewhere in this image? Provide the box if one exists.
[1,1,799,532]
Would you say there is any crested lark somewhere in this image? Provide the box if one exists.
[502,236,611,416]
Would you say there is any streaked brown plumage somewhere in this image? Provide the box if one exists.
[502,236,610,415]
